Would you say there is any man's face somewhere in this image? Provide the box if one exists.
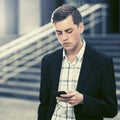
[54,15,84,52]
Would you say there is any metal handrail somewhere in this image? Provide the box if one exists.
[0,23,53,54]
[0,3,109,83]
[80,4,107,16]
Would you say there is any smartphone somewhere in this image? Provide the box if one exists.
[53,91,67,97]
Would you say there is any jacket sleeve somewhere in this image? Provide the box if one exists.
[74,57,118,118]
[38,56,50,120]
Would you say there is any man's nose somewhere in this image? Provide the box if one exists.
[62,32,68,41]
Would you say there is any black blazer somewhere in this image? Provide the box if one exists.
[38,44,118,120]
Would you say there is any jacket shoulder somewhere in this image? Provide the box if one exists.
[86,44,112,60]
[41,48,62,62]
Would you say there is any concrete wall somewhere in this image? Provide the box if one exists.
[0,0,6,34]
[0,0,41,36]
[18,0,40,35]
[0,0,17,34]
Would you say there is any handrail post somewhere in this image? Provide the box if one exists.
[14,51,19,80]
[0,59,8,83]
[90,11,95,36]
[101,5,107,36]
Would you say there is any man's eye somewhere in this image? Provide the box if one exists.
[68,31,72,33]
[57,32,62,35]
[67,30,73,34]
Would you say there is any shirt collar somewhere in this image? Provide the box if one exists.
[63,39,86,61]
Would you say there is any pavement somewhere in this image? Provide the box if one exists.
[0,97,39,120]
[0,96,120,120]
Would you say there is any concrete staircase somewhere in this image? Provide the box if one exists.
[0,35,120,109]
[0,63,40,101]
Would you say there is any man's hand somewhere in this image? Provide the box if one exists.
[56,91,84,106]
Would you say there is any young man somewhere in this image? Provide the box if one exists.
[38,4,118,120]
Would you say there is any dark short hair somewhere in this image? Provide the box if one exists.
[51,4,83,26]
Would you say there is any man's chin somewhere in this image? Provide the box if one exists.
[64,47,72,51]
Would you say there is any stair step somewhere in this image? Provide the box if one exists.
[84,34,120,40]
[0,92,39,101]
[116,78,120,86]
[114,65,120,71]
[0,83,39,91]
[8,73,40,82]
[115,73,120,81]
[98,51,120,57]
[86,39,120,44]
[4,80,40,87]
[92,46,120,50]
[0,87,39,97]
[113,58,120,63]
[20,67,40,75]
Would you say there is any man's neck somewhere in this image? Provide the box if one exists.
[66,41,83,63]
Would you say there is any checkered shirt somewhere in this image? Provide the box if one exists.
[51,40,86,120]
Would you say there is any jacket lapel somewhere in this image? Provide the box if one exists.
[52,49,63,91]
[77,44,95,91]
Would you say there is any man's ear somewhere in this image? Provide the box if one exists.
[79,23,84,34]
